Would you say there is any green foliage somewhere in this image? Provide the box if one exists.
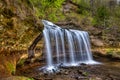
[72,0,81,4]
[29,0,65,21]
[96,6,109,21]
[77,0,90,15]
[72,0,120,28]
[79,0,90,9]
[114,6,120,18]
[92,6,110,27]
[111,6,120,26]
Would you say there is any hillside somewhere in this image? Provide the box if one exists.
[1,0,120,50]
[0,0,42,50]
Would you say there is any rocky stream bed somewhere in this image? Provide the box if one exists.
[15,56,120,80]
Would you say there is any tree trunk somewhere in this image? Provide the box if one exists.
[28,32,43,59]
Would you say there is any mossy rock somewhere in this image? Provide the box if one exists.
[0,49,20,78]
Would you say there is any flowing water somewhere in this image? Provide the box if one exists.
[42,20,99,72]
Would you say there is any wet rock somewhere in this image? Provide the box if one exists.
[64,71,69,75]
[108,75,117,80]
[75,76,88,80]
[90,77,102,80]
[56,72,61,75]
[82,72,89,76]
[43,73,48,77]
[38,72,44,76]
[80,63,87,66]
[77,70,89,77]
[44,78,53,80]
[77,70,84,74]
[60,69,69,75]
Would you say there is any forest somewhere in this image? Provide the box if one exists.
[0,0,120,80]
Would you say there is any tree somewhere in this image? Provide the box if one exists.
[29,0,65,21]
[93,6,110,27]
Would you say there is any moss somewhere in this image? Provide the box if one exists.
[17,59,26,67]
[6,62,16,75]
[106,49,114,55]
[82,72,89,76]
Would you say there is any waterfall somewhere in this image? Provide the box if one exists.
[42,20,99,71]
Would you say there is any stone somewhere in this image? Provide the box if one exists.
[64,71,69,75]
[91,38,104,47]
[77,70,83,74]
[80,63,87,66]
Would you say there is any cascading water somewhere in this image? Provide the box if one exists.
[42,20,99,72]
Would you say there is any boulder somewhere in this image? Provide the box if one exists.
[91,38,104,47]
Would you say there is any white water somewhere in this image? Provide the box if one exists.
[42,20,99,71]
